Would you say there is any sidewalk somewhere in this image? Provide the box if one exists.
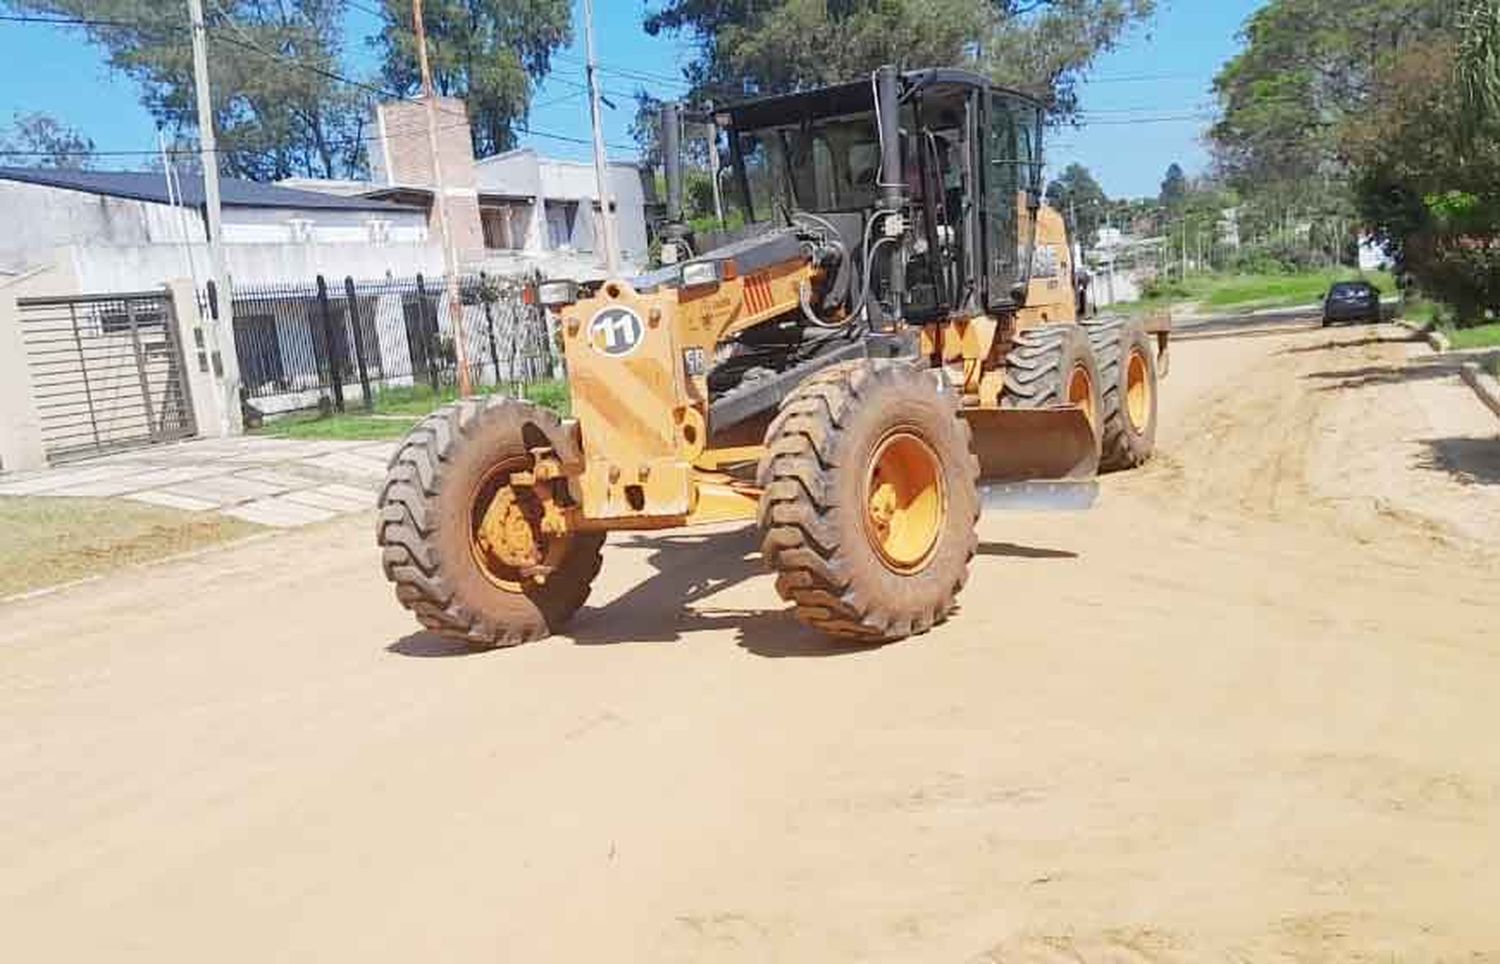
[0,436,396,528]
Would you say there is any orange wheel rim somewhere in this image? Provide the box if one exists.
[1125,348,1152,432]
[1067,363,1096,432]
[864,431,946,573]
[469,458,563,593]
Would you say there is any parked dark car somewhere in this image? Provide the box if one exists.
[1322,280,1382,325]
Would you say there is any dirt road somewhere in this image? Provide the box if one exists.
[2,322,1497,961]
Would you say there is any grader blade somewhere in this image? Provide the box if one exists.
[979,479,1098,512]
[960,407,1100,483]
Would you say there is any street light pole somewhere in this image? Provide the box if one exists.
[584,0,621,274]
[412,0,473,397]
[186,0,240,433]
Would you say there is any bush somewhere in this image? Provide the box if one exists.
[1142,276,1190,301]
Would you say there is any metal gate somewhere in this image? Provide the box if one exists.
[17,291,196,464]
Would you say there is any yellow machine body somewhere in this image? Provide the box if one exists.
[543,202,1133,531]
[556,259,817,528]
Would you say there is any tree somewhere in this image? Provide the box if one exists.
[0,112,95,169]
[1209,0,1446,216]
[6,0,370,180]
[642,0,1156,121]
[372,0,571,159]
[1045,163,1108,247]
[1345,22,1500,321]
[1158,163,1186,210]
[1458,0,1500,144]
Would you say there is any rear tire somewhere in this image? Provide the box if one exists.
[377,397,604,648]
[1083,317,1159,471]
[758,360,979,642]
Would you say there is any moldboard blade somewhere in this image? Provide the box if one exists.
[979,479,1099,512]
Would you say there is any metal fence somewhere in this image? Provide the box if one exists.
[227,272,559,415]
[16,290,196,463]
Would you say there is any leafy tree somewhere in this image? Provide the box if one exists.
[1045,163,1108,247]
[5,0,369,180]
[1209,0,1447,217]
[643,0,1155,120]
[0,112,95,169]
[1158,162,1186,210]
[1346,23,1500,321]
[1458,0,1500,144]
[372,0,571,158]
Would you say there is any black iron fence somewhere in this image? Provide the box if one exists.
[226,272,559,415]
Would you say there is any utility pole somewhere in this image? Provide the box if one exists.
[187,0,240,433]
[705,105,725,227]
[413,0,472,396]
[584,0,621,274]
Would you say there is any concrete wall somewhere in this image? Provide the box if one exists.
[0,262,80,472]
[221,205,428,246]
[0,179,191,272]
[0,180,430,275]
[60,239,447,291]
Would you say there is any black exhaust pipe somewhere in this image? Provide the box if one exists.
[874,65,904,321]
[875,65,903,216]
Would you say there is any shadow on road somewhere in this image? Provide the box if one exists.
[387,632,491,658]
[387,526,1079,658]
[1305,361,1458,391]
[977,541,1077,559]
[1277,332,1415,355]
[1417,437,1500,486]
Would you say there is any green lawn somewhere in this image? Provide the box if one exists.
[0,497,260,597]
[1443,321,1500,350]
[254,379,571,441]
[256,412,420,440]
[1133,268,1395,314]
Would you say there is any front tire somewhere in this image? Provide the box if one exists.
[758,361,979,642]
[377,397,604,648]
[1000,323,1102,451]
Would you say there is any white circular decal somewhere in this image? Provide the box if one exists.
[587,306,645,357]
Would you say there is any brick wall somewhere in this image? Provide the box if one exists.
[373,97,484,259]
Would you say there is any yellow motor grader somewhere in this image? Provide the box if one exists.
[377,67,1168,646]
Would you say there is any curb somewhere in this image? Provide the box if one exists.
[1396,318,1500,422]
[1459,362,1500,421]
[1393,318,1451,352]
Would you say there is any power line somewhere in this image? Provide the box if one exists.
[4,8,637,155]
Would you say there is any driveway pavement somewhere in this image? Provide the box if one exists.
[0,436,395,528]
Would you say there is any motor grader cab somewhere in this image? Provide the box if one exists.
[376,67,1167,647]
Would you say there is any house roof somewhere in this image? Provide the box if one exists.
[0,167,421,213]
[477,147,640,171]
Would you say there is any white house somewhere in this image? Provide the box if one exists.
[472,148,649,276]
[0,166,440,290]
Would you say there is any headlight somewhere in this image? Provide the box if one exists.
[537,279,579,308]
[680,260,721,289]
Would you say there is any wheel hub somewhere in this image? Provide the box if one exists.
[470,463,567,591]
[476,487,543,572]
[864,431,946,573]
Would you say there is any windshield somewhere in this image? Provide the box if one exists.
[733,112,881,220]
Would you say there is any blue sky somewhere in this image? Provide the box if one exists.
[0,0,1262,199]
